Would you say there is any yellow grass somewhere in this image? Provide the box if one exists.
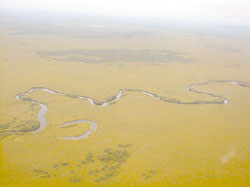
[0,20,250,186]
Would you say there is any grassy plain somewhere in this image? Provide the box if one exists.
[0,11,250,186]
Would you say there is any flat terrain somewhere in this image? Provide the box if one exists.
[0,11,250,186]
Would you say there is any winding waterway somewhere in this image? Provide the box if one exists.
[15,80,250,140]
[58,120,98,140]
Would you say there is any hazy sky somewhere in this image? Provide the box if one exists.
[1,0,250,25]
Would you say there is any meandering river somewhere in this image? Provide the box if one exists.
[15,80,250,140]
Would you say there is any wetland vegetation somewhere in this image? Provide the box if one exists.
[0,9,250,187]
[37,49,194,63]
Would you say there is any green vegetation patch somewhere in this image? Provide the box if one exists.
[37,49,194,64]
